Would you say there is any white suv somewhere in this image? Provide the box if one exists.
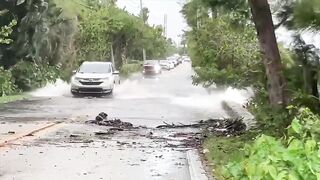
[71,61,119,96]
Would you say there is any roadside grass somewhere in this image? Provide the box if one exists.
[203,131,258,179]
[204,103,289,179]
[0,94,28,104]
[204,129,282,179]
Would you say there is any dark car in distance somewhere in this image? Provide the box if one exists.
[142,60,162,76]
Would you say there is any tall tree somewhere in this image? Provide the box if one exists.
[249,0,288,107]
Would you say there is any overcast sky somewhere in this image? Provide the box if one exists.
[117,0,319,48]
[117,0,187,44]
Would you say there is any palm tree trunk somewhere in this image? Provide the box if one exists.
[249,0,288,107]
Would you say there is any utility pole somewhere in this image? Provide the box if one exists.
[110,44,115,67]
[140,0,143,17]
[163,14,167,38]
[140,0,146,61]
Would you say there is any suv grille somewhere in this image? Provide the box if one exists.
[78,88,103,93]
[80,81,102,85]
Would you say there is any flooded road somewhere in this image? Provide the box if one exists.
[0,63,247,180]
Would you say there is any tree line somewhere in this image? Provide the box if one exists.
[0,0,176,96]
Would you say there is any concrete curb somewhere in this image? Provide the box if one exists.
[222,100,256,130]
[0,122,60,147]
[187,150,209,180]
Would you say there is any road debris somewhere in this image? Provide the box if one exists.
[156,118,246,136]
[83,113,246,150]
[87,112,245,137]
[94,131,115,136]
[86,112,134,130]
[69,134,80,138]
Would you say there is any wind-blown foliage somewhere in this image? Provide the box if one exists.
[0,0,78,90]
[274,0,320,110]
[275,0,320,30]
[0,0,77,68]
[0,66,17,96]
[293,0,320,30]
[201,0,251,26]
[0,19,16,44]
[183,0,288,107]
[182,1,264,89]
[77,5,169,68]
[0,18,17,96]
[188,17,263,89]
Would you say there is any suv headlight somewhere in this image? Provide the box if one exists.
[74,77,82,81]
[71,77,80,82]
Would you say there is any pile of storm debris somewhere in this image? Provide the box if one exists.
[156,118,247,136]
[157,118,247,149]
[86,112,135,131]
[84,112,247,149]
[87,112,247,136]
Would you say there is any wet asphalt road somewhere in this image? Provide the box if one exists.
[0,63,238,180]
[0,63,230,126]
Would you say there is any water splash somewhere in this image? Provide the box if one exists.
[114,76,253,110]
[29,74,253,110]
[113,79,172,99]
[170,87,253,110]
[30,79,70,97]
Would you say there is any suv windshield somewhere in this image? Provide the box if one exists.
[78,63,111,74]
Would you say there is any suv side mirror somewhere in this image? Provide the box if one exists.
[72,70,77,74]
[113,70,120,75]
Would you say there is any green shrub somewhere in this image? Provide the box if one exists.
[120,63,142,77]
[11,61,60,91]
[223,108,320,180]
[291,91,320,113]
[0,67,18,96]
[248,93,291,136]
